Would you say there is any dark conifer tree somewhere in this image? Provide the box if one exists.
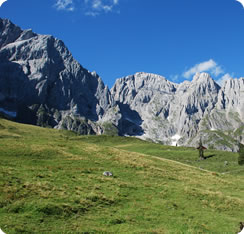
[197,138,206,160]
[238,143,244,165]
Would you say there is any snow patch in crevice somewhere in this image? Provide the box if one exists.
[171,134,181,146]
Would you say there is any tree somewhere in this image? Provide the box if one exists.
[238,143,244,166]
[197,138,206,160]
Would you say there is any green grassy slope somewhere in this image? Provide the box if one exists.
[0,118,244,233]
[83,135,243,174]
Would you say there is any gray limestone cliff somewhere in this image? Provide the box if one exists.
[0,18,118,134]
[198,77,244,151]
[111,72,244,151]
[0,18,243,151]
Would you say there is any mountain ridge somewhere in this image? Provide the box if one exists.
[111,72,243,151]
[0,18,243,151]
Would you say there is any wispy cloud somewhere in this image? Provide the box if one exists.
[169,74,179,82]
[85,0,119,16]
[54,0,119,15]
[183,59,224,79]
[54,0,74,11]
[216,73,233,86]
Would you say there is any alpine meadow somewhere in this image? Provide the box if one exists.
[0,117,244,233]
[0,1,244,233]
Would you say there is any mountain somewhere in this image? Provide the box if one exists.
[0,18,120,135]
[198,77,244,151]
[0,18,243,151]
[111,72,244,151]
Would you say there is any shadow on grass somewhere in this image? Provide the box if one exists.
[204,154,216,159]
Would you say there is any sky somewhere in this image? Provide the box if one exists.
[1,0,244,88]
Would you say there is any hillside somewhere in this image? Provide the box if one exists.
[0,118,244,233]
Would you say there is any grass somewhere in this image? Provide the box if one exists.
[80,135,241,174]
[0,118,244,233]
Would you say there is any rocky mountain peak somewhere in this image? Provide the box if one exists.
[218,77,244,118]
[16,29,37,41]
[192,72,220,89]
[111,71,243,151]
[0,18,243,151]
[0,18,117,134]
[223,77,244,90]
[111,72,177,103]
[0,18,36,44]
[193,72,211,81]
[0,18,22,49]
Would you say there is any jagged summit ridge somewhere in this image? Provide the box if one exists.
[0,18,243,151]
[0,18,116,134]
[111,72,243,151]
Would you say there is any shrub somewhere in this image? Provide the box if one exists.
[238,143,244,165]
[102,122,119,136]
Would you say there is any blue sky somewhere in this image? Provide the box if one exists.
[1,0,244,87]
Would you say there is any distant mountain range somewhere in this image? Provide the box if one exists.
[0,18,243,151]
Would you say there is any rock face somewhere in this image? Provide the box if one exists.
[0,18,243,151]
[198,78,244,151]
[0,18,117,134]
[111,72,244,151]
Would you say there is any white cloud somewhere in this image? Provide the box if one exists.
[54,0,74,11]
[54,0,119,15]
[92,0,102,9]
[212,65,224,76]
[85,11,99,16]
[216,73,233,86]
[183,59,224,79]
[85,0,119,15]
[170,74,179,82]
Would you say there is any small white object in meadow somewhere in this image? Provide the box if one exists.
[239,228,244,234]
[0,228,6,234]
[103,171,113,177]
[0,0,7,7]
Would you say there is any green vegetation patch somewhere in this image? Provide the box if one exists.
[0,118,244,233]
[102,122,119,136]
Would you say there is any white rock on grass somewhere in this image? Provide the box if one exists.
[103,171,113,177]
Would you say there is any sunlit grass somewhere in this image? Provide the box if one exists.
[0,118,244,233]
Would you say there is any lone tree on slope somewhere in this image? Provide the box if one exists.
[238,143,244,166]
[197,138,207,160]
